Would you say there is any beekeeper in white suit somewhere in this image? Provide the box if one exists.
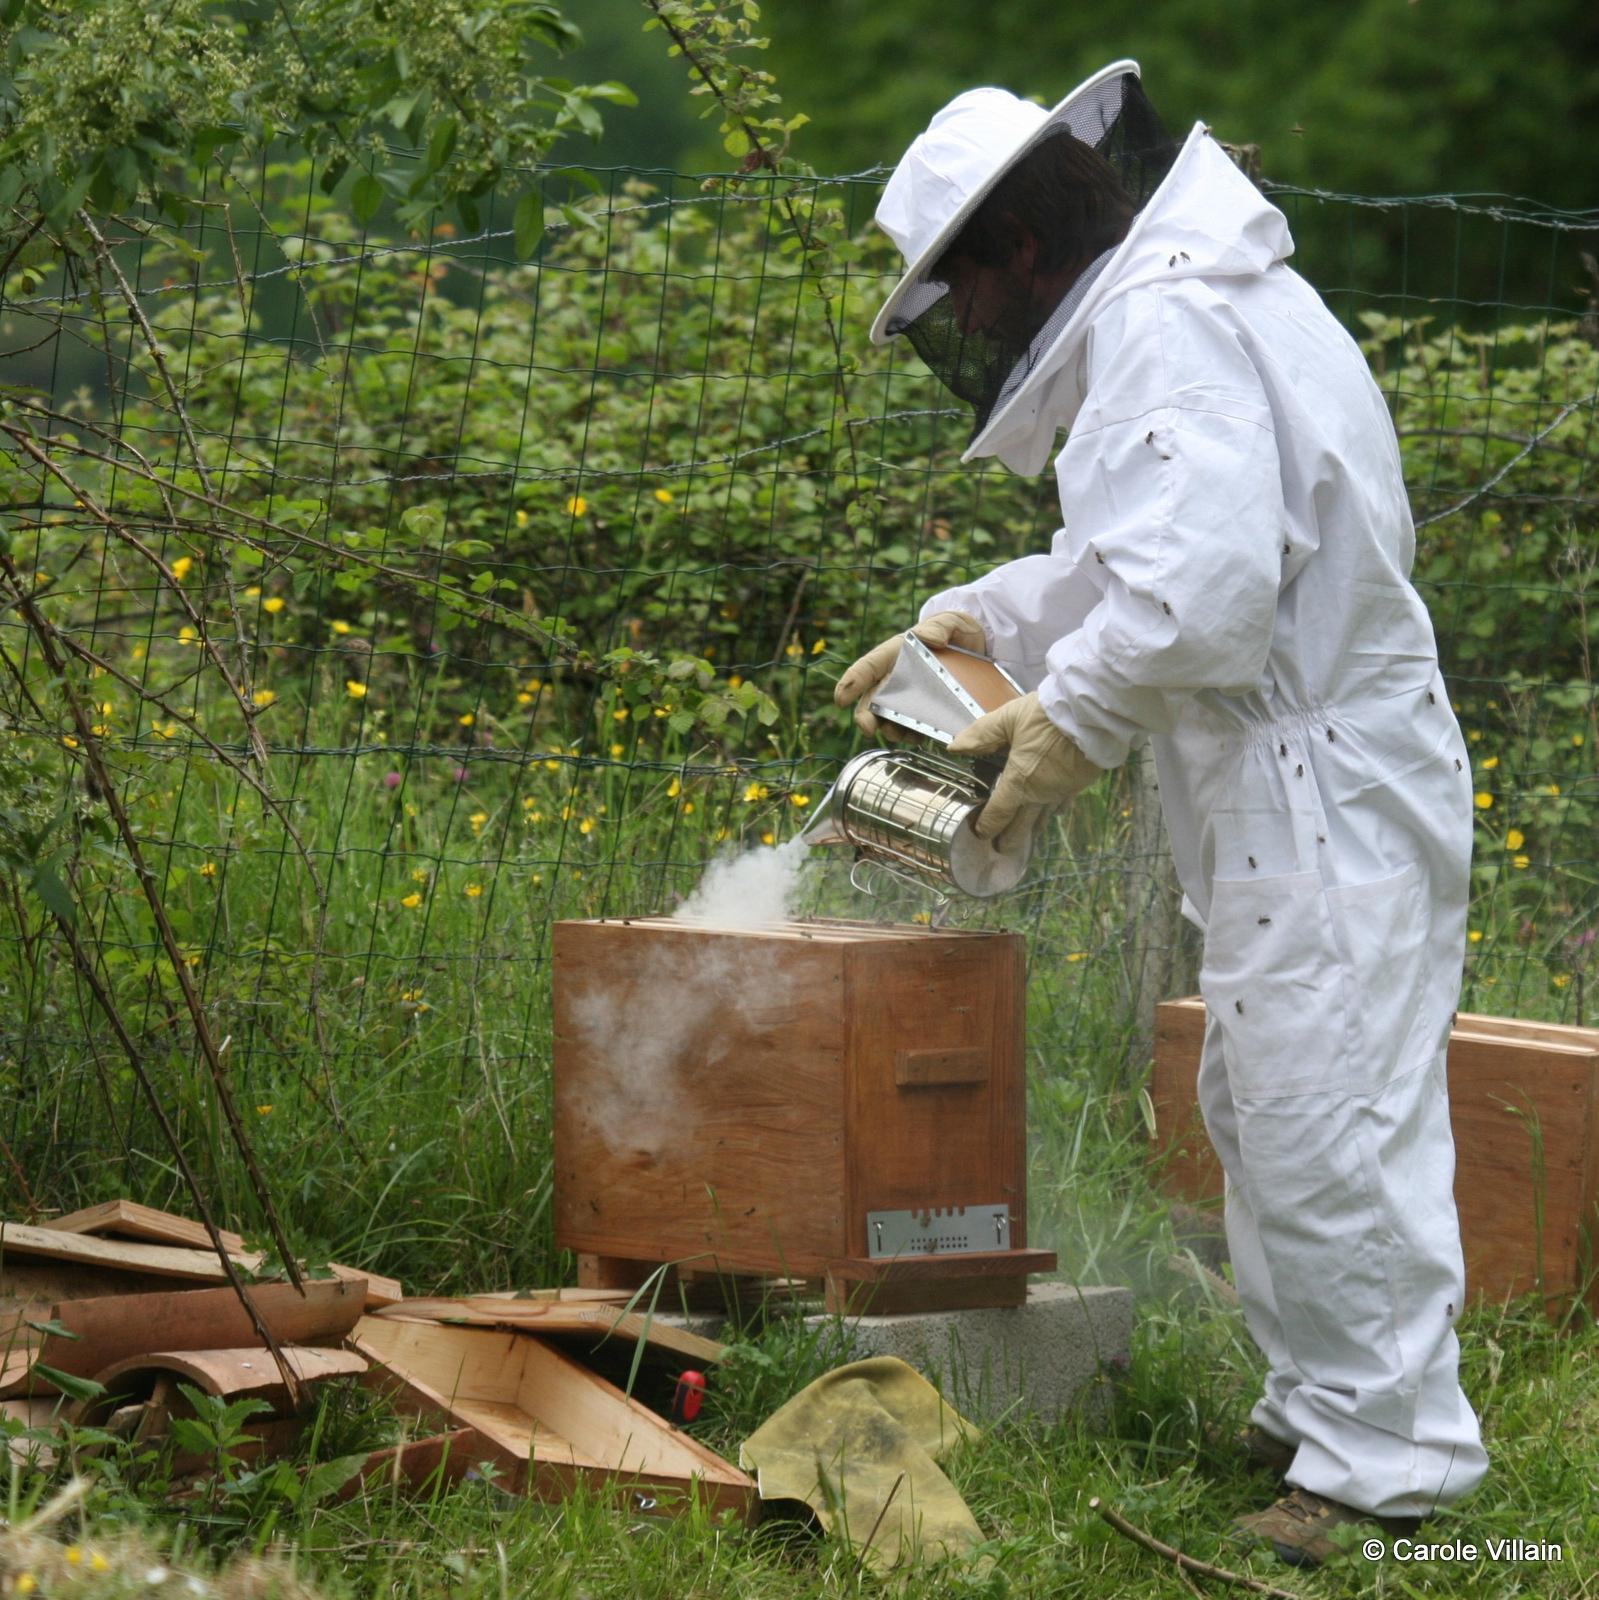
[835,61,1487,1566]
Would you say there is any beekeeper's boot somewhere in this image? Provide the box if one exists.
[1233,1487,1421,1567]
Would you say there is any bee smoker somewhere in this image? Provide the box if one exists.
[799,635,1031,899]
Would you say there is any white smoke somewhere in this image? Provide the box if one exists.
[672,836,809,928]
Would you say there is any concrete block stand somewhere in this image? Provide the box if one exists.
[811,1283,1135,1427]
[660,1282,1135,1428]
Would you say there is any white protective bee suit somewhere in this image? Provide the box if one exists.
[888,70,1488,1516]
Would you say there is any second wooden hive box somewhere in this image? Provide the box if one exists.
[552,917,1054,1310]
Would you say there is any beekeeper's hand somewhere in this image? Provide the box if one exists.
[833,610,986,739]
[948,691,1103,843]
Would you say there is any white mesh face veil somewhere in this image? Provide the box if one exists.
[874,65,1177,449]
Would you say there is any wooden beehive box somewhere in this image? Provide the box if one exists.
[552,917,1054,1311]
[1149,997,1599,1312]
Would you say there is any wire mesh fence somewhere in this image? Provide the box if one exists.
[0,155,1595,1272]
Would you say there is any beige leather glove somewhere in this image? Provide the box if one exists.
[947,691,1103,843]
[833,610,986,738]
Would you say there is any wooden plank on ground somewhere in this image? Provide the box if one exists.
[81,1345,367,1421]
[0,1277,368,1398]
[0,1220,263,1280]
[326,1259,405,1309]
[44,1201,249,1256]
[371,1295,725,1364]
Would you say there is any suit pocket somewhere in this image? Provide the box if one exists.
[1326,863,1431,1088]
[1199,869,1348,1099]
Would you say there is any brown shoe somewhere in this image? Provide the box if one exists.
[1233,1488,1422,1567]
[1204,1422,1297,1478]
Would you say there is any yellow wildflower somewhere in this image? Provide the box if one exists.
[667,778,681,798]
[62,735,79,749]
[469,810,488,833]
[331,619,351,635]
[465,883,483,898]
[66,1549,82,1566]
[170,556,193,582]
[1505,829,1525,850]
[654,488,673,504]
[1474,792,1493,810]
[1480,756,1498,770]
[412,868,428,882]
[459,712,475,727]
[17,1575,36,1593]
[1553,974,1571,989]
[245,585,261,597]
[1468,930,1483,943]
[401,892,422,908]
[1512,854,1530,869]
[200,862,217,878]
[683,802,695,814]
[743,782,769,803]
[90,1555,110,1574]
[1467,729,1482,742]
[1066,951,1088,962]
[760,831,775,846]
[1573,733,1585,747]
[610,743,624,758]
[178,625,198,645]
[256,1104,272,1116]
[613,707,629,721]
[517,692,533,706]
[1547,783,1561,796]
[567,495,588,517]
[346,680,368,699]
[515,509,530,528]
[252,688,277,709]
[812,638,826,654]
[262,596,285,614]
[579,817,595,835]
[790,793,810,807]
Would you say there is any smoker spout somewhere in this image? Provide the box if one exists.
[796,750,878,851]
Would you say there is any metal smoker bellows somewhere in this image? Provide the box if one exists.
[799,636,1030,899]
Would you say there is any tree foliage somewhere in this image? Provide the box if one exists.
[0,0,635,238]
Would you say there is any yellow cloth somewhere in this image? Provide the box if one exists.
[739,1357,982,1570]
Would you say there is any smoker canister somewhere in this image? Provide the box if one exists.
[797,747,1029,898]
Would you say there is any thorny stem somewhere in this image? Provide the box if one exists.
[0,545,306,1298]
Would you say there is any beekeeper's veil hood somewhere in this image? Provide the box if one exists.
[873,62,1176,466]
